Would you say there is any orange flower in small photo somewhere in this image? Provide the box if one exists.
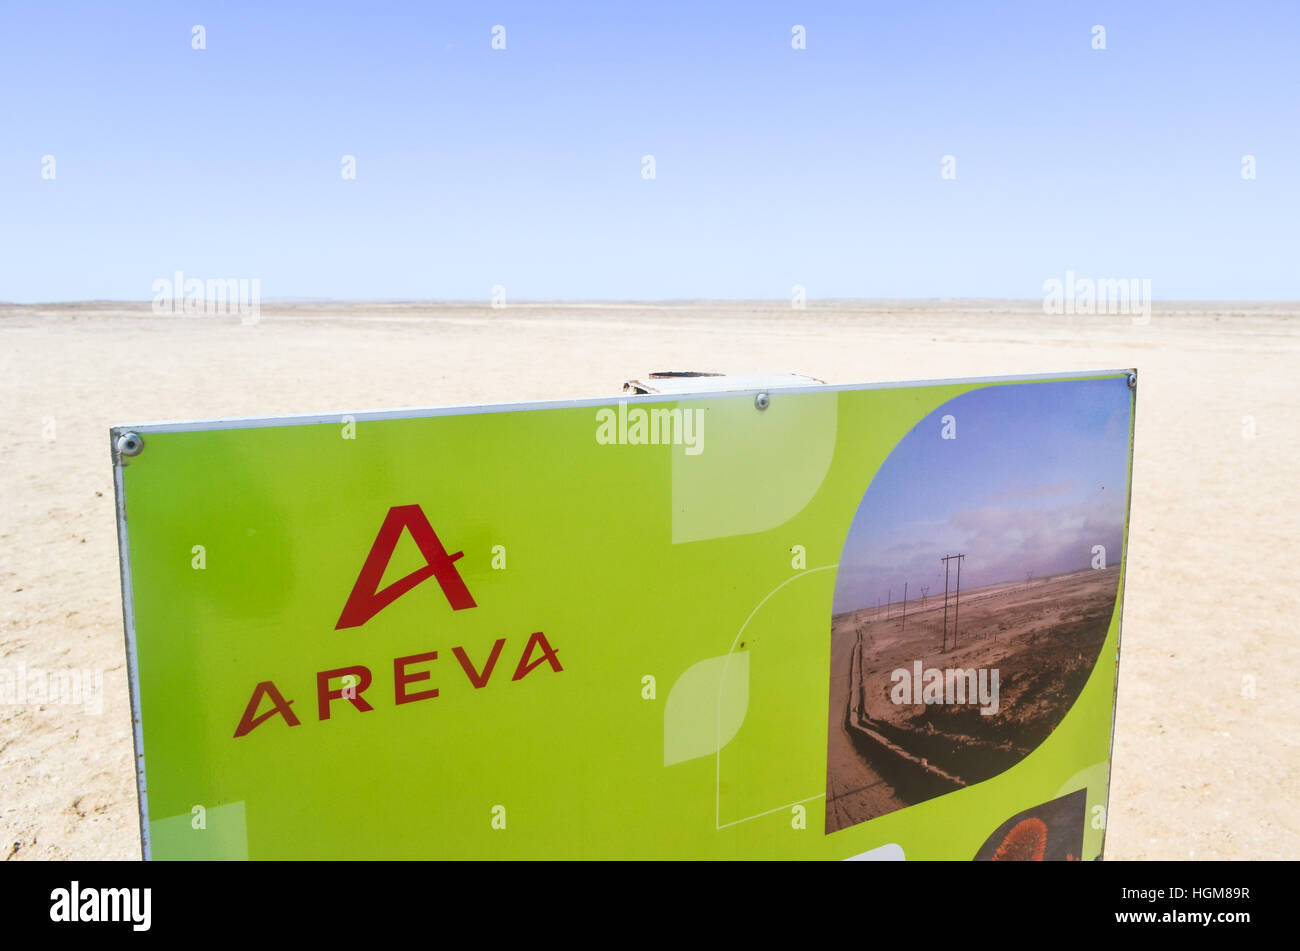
[992,817,1048,861]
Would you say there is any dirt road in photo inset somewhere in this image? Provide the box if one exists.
[825,565,1119,834]
[825,613,904,832]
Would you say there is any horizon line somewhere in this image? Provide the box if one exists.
[4,297,1300,308]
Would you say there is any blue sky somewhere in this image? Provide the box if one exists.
[832,378,1130,614]
[2,1,1297,302]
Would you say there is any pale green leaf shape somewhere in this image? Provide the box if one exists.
[1057,760,1110,859]
[664,651,749,766]
[150,801,248,860]
[672,392,837,543]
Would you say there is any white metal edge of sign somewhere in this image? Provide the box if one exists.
[112,452,153,860]
[108,368,1136,437]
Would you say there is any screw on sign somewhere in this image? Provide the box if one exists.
[117,432,144,457]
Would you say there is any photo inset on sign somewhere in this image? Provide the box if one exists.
[824,379,1130,835]
[972,789,1088,861]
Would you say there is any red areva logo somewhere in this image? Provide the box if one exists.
[230,504,563,739]
[335,504,477,629]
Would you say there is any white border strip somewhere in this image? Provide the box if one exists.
[1099,372,1139,859]
[112,439,152,860]
[108,368,1135,436]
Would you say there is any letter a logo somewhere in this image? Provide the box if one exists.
[336,504,477,629]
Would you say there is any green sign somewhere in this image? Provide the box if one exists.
[112,370,1135,860]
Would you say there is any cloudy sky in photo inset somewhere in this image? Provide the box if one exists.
[832,377,1131,615]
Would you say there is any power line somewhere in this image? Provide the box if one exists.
[940,553,966,652]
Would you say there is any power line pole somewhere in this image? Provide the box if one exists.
[901,582,908,633]
[918,585,929,638]
[940,554,966,652]
[953,555,964,649]
[941,558,950,651]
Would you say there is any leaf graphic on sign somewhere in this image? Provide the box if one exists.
[664,652,749,766]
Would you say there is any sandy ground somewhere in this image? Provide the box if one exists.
[826,567,1119,832]
[854,567,1118,738]
[0,299,1296,860]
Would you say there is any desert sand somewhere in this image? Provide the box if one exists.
[0,299,1296,859]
